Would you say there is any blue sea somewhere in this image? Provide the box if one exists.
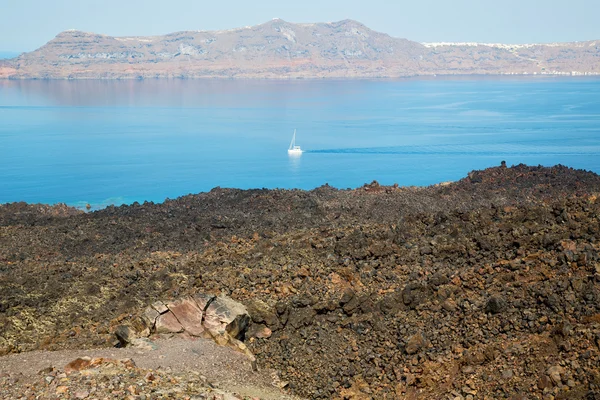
[1,77,600,209]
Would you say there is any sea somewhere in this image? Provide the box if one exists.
[1,77,599,209]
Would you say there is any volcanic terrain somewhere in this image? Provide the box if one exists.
[1,163,600,399]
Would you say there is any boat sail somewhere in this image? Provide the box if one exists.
[288,129,303,155]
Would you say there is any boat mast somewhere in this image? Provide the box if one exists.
[289,129,296,150]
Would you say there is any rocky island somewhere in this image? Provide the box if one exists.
[1,19,599,79]
[1,163,599,399]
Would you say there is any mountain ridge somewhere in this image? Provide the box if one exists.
[1,19,599,79]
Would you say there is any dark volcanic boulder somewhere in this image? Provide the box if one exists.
[485,295,507,314]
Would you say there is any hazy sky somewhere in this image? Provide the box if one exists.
[1,0,599,51]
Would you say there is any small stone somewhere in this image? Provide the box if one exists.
[442,298,458,312]
[56,386,68,394]
[115,325,136,346]
[38,366,55,375]
[339,288,355,305]
[567,379,576,388]
[64,357,93,374]
[255,325,272,339]
[538,374,553,390]
[74,390,90,399]
[405,332,427,355]
[145,372,157,382]
[547,366,564,385]
[558,340,572,352]
[502,369,514,380]
[462,386,477,396]
[461,366,474,374]
[118,358,136,369]
[485,295,507,314]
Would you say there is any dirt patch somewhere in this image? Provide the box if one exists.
[0,336,299,399]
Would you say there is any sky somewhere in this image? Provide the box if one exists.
[1,0,599,52]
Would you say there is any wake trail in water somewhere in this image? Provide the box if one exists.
[305,144,600,157]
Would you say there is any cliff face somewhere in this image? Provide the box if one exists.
[1,19,599,79]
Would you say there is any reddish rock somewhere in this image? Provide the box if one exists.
[64,357,107,373]
[64,357,93,374]
[154,311,184,334]
[247,323,272,339]
[256,326,272,339]
[167,297,205,336]
[406,332,427,355]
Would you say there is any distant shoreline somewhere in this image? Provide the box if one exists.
[2,73,600,82]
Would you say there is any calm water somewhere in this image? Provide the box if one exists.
[1,78,600,208]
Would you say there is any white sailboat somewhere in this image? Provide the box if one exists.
[287,129,303,155]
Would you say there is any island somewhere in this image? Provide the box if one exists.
[1,19,599,79]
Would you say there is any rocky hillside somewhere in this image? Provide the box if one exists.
[1,164,600,399]
[1,19,599,79]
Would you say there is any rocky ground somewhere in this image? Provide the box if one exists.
[1,163,600,399]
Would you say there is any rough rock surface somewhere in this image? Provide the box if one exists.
[1,164,600,399]
[136,294,251,350]
[203,296,250,344]
[155,311,184,334]
[167,297,206,337]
